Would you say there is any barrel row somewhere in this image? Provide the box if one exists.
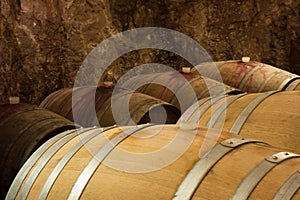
[6,125,300,200]
[40,86,181,127]
[192,60,300,93]
[39,72,241,128]
[3,60,300,200]
[178,90,300,153]
[0,69,239,198]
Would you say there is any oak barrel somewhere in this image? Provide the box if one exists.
[96,92,181,127]
[0,104,77,199]
[40,87,180,127]
[178,91,300,153]
[121,71,241,111]
[6,124,300,199]
[193,60,300,93]
[40,86,113,127]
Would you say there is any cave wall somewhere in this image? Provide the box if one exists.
[0,0,115,103]
[0,0,299,104]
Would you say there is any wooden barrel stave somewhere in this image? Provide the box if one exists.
[96,92,180,127]
[121,71,197,103]
[211,94,258,130]
[39,89,71,115]
[172,77,242,111]
[205,60,258,90]
[148,72,198,101]
[39,89,67,109]
[121,71,241,111]
[41,86,180,127]
[179,91,300,153]
[256,70,299,92]
[40,87,92,121]
[6,125,300,199]
[238,63,280,92]
[191,144,300,199]
[64,87,98,122]
[75,87,113,126]
[40,86,114,127]
[58,87,85,120]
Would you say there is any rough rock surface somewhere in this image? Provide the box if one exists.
[0,0,299,103]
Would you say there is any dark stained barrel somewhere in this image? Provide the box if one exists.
[193,60,300,93]
[178,91,300,153]
[0,104,77,199]
[6,125,300,199]
[121,71,241,111]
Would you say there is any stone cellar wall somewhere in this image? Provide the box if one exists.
[0,0,299,104]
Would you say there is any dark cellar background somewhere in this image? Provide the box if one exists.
[1,0,299,104]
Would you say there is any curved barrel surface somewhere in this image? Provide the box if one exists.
[193,60,300,93]
[6,125,300,200]
[179,91,300,153]
[0,105,76,199]
[121,71,241,111]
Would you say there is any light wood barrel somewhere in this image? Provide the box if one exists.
[121,71,241,111]
[193,60,300,93]
[178,91,300,153]
[0,105,76,199]
[6,125,300,199]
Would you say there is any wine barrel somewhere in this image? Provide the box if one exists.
[0,105,77,199]
[121,71,241,111]
[96,92,181,127]
[192,60,300,93]
[40,86,180,127]
[178,91,300,153]
[6,124,300,199]
[285,79,300,91]
[40,87,180,127]
[40,86,113,127]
